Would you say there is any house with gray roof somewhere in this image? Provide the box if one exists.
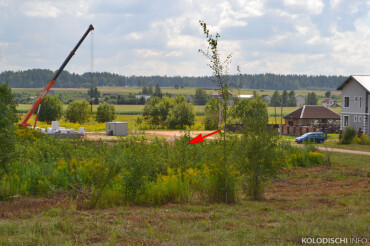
[337,75,370,135]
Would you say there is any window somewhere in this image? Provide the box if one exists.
[344,97,349,107]
[355,96,358,102]
[354,115,357,122]
[359,116,362,122]
[343,116,349,127]
[360,96,362,108]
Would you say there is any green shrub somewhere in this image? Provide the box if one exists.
[0,83,18,174]
[166,97,195,129]
[38,95,63,123]
[287,145,325,167]
[340,127,356,144]
[204,98,220,130]
[65,100,90,124]
[307,152,325,165]
[354,134,370,145]
[95,103,116,123]
[145,168,190,205]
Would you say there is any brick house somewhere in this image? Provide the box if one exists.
[283,105,340,136]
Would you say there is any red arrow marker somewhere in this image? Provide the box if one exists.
[187,130,221,144]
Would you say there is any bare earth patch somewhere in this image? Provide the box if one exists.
[84,130,217,141]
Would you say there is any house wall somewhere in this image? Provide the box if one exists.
[340,78,370,134]
[296,96,305,107]
[283,118,339,135]
[282,125,331,136]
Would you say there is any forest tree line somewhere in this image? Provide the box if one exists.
[0,69,346,90]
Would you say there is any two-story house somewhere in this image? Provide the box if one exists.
[337,75,370,135]
[295,94,305,107]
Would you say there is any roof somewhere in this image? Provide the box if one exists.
[283,105,340,119]
[321,98,333,103]
[237,95,253,99]
[337,75,370,92]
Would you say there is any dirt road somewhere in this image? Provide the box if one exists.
[317,146,370,156]
[85,130,370,156]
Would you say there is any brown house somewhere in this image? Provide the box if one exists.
[283,105,341,135]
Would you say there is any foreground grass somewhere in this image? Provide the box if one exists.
[0,153,368,245]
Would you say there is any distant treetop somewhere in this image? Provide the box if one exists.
[0,69,346,90]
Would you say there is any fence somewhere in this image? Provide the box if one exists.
[282,125,340,136]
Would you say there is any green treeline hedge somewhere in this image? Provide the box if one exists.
[0,69,346,90]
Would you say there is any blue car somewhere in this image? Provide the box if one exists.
[295,132,325,144]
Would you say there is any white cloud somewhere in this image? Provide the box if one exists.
[125,32,142,41]
[0,0,10,6]
[21,1,61,18]
[135,49,160,58]
[284,0,324,15]
[1,0,370,76]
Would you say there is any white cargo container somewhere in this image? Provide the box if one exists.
[106,122,128,136]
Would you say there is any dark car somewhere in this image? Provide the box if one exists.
[295,132,325,144]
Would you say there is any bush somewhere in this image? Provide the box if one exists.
[166,97,195,129]
[65,100,90,124]
[194,88,209,105]
[307,152,325,165]
[145,168,191,205]
[0,83,18,174]
[287,145,326,167]
[38,95,63,123]
[204,98,220,130]
[353,134,370,145]
[234,98,284,200]
[95,103,116,123]
[340,127,356,144]
[142,96,195,129]
[142,96,162,127]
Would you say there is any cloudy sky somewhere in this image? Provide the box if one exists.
[1,0,370,76]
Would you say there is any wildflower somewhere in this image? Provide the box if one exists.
[38,180,43,184]
[70,158,77,169]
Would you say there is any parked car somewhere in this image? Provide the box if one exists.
[295,132,325,144]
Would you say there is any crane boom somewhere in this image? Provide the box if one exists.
[20,24,94,128]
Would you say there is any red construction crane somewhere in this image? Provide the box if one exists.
[20,24,94,128]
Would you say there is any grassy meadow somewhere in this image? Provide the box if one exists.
[17,104,341,129]
[0,149,368,245]
[2,88,368,246]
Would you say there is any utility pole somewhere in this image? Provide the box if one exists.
[280,95,283,136]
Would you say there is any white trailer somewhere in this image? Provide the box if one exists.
[106,122,128,136]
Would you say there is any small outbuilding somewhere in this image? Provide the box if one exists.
[283,105,340,135]
[106,122,128,136]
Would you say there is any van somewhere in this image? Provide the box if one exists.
[295,132,325,144]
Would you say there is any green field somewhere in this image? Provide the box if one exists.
[13,87,341,98]
[17,104,342,129]
[17,104,206,115]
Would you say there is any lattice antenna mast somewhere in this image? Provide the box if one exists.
[91,29,94,87]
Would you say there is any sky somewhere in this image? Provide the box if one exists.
[1,0,370,77]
